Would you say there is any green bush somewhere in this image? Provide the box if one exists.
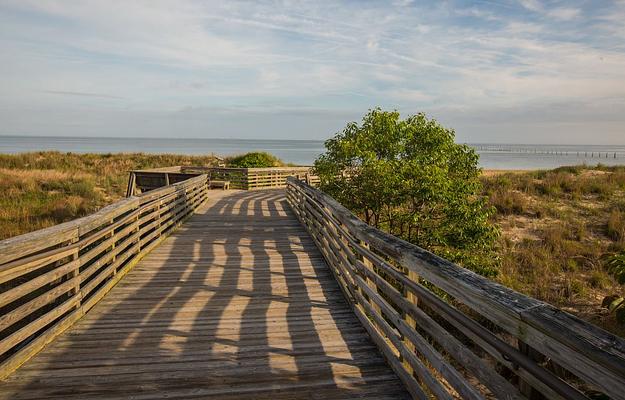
[0,151,220,239]
[607,210,625,242]
[313,108,499,276]
[606,252,625,284]
[489,189,527,215]
[227,152,285,168]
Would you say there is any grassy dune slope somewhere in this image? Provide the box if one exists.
[0,153,623,334]
[482,165,625,335]
[0,152,219,240]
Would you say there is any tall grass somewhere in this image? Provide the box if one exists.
[482,165,625,335]
[2,155,624,334]
[607,209,625,243]
[0,152,219,240]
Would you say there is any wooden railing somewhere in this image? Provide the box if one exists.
[286,177,625,400]
[0,174,209,379]
[127,166,318,195]
[180,166,318,190]
[126,166,201,196]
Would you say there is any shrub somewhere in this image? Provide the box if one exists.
[553,165,585,175]
[602,295,625,324]
[0,152,220,239]
[227,152,285,168]
[314,108,499,276]
[589,271,609,289]
[607,210,625,242]
[489,190,527,215]
[606,251,625,284]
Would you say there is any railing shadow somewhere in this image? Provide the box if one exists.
[0,189,407,399]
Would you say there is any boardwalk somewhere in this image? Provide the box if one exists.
[0,190,409,400]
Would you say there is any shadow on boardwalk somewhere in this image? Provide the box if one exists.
[0,190,409,399]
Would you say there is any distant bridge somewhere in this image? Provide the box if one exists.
[0,167,623,399]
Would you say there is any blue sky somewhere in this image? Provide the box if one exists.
[0,0,624,143]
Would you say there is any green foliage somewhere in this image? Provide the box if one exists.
[313,108,499,276]
[602,295,625,325]
[226,152,285,168]
[607,210,625,242]
[489,190,527,215]
[605,252,625,284]
[0,151,220,239]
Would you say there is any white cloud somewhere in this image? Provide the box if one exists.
[519,0,542,12]
[0,0,624,142]
[386,89,432,102]
[547,7,580,20]
[518,0,580,21]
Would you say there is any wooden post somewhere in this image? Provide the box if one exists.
[518,340,546,400]
[404,270,418,376]
[110,219,117,275]
[126,172,136,197]
[70,236,81,309]
[359,241,381,316]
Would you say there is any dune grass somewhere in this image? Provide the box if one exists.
[481,165,625,335]
[1,153,624,334]
[225,151,287,168]
[0,151,219,240]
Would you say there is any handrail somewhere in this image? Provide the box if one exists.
[0,174,210,379]
[181,166,319,190]
[128,166,319,195]
[286,176,625,400]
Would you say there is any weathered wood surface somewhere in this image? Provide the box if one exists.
[0,190,409,399]
[128,166,318,195]
[286,177,625,400]
[128,167,202,196]
[0,175,209,379]
[181,166,319,190]
[209,179,230,189]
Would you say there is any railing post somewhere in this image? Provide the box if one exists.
[518,340,546,399]
[157,200,162,238]
[110,218,116,269]
[403,270,418,376]
[359,241,381,316]
[126,172,136,197]
[132,210,140,255]
[70,236,81,310]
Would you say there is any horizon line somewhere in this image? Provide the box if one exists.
[1,133,624,147]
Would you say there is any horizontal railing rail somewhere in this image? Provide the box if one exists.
[181,166,319,190]
[0,174,210,379]
[286,177,625,400]
[127,166,319,195]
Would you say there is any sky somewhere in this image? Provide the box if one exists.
[0,0,624,144]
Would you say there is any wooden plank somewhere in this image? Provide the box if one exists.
[354,273,484,400]
[353,253,524,399]
[352,302,427,400]
[0,307,83,380]
[77,197,139,236]
[125,171,136,197]
[353,288,454,399]
[0,260,78,309]
[0,246,76,284]
[0,189,409,400]
[287,177,625,400]
[0,225,77,265]
[0,177,210,382]
[0,277,80,332]
[0,294,81,355]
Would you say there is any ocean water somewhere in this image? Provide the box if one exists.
[1,135,624,170]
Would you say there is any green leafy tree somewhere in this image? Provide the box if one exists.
[313,108,499,276]
[227,152,285,168]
